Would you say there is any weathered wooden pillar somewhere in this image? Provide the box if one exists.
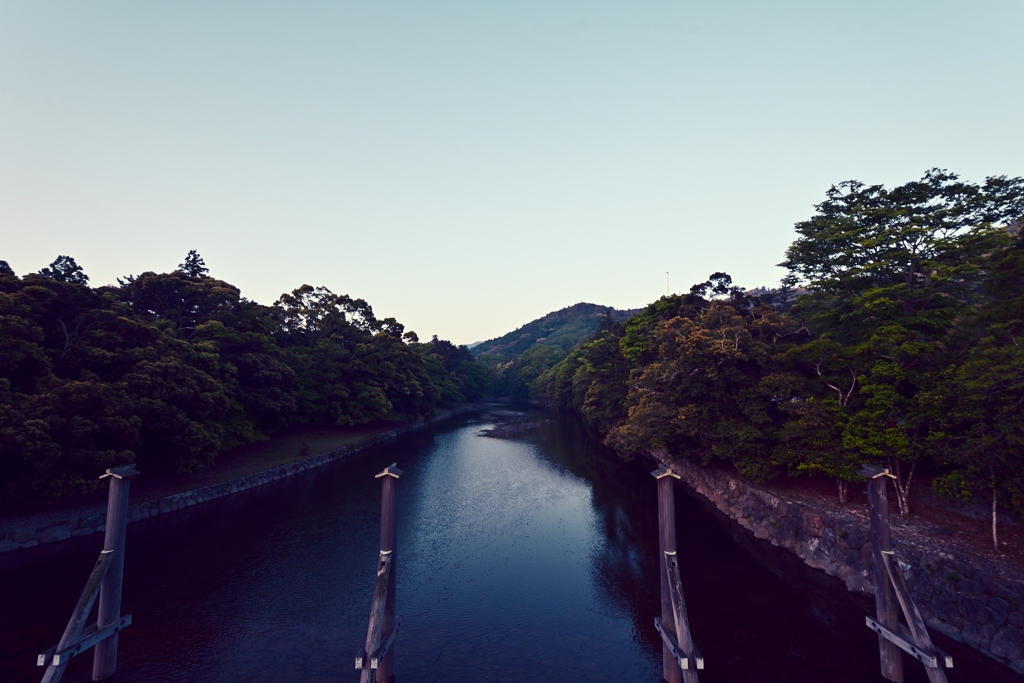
[653,463,683,683]
[93,465,138,681]
[375,463,402,683]
[862,465,903,683]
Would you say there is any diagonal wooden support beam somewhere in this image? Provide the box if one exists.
[369,615,402,668]
[39,550,114,683]
[881,552,950,683]
[358,551,392,683]
[665,551,701,680]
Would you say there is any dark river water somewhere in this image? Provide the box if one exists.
[0,406,1015,682]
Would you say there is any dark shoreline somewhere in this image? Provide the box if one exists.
[0,404,484,554]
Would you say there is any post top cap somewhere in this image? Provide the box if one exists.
[375,463,403,479]
[651,463,681,480]
[100,465,140,480]
[857,464,893,479]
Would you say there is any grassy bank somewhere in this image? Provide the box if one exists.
[128,421,407,503]
[2,409,469,521]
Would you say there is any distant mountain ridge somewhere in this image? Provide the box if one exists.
[472,302,639,361]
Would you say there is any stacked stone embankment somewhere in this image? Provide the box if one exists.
[0,405,479,554]
[655,452,1024,673]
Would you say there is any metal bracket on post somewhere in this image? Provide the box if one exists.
[99,465,141,481]
[858,464,896,481]
[651,463,681,481]
[374,463,403,479]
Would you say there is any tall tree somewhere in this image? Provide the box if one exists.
[178,250,210,278]
[605,279,802,479]
[929,235,1024,549]
[38,255,89,285]
[780,169,1024,514]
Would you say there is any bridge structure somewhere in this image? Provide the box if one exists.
[30,459,968,683]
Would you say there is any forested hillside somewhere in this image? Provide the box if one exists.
[473,303,638,398]
[540,170,1024,548]
[0,252,486,506]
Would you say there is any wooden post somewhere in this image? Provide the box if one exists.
[653,463,683,683]
[861,464,904,683]
[375,463,402,683]
[92,465,138,681]
[860,464,952,680]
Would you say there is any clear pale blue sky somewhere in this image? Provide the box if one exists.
[2,1,1022,344]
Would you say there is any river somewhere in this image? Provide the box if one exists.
[0,406,1015,682]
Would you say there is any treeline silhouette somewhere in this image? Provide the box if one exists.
[0,251,486,505]
[539,169,1024,549]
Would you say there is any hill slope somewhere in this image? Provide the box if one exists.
[473,303,639,398]
[472,303,638,360]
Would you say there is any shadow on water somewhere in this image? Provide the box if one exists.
[523,408,1018,683]
[0,405,1017,682]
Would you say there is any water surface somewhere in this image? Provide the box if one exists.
[0,407,1013,682]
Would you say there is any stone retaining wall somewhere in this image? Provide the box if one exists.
[0,405,480,554]
[657,453,1024,673]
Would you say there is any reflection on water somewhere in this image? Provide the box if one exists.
[0,406,1015,682]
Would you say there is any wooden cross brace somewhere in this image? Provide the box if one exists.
[873,551,952,681]
[655,618,704,672]
[859,464,951,683]
[36,550,132,683]
[661,551,702,681]
[355,615,402,670]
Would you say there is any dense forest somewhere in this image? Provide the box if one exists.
[540,169,1024,548]
[473,303,637,398]
[0,252,486,505]
[4,168,1023,549]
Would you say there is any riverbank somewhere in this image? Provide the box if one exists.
[0,404,483,554]
[652,450,1024,672]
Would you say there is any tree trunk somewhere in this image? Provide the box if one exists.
[837,478,848,505]
[890,459,914,517]
[993,488,999,553]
